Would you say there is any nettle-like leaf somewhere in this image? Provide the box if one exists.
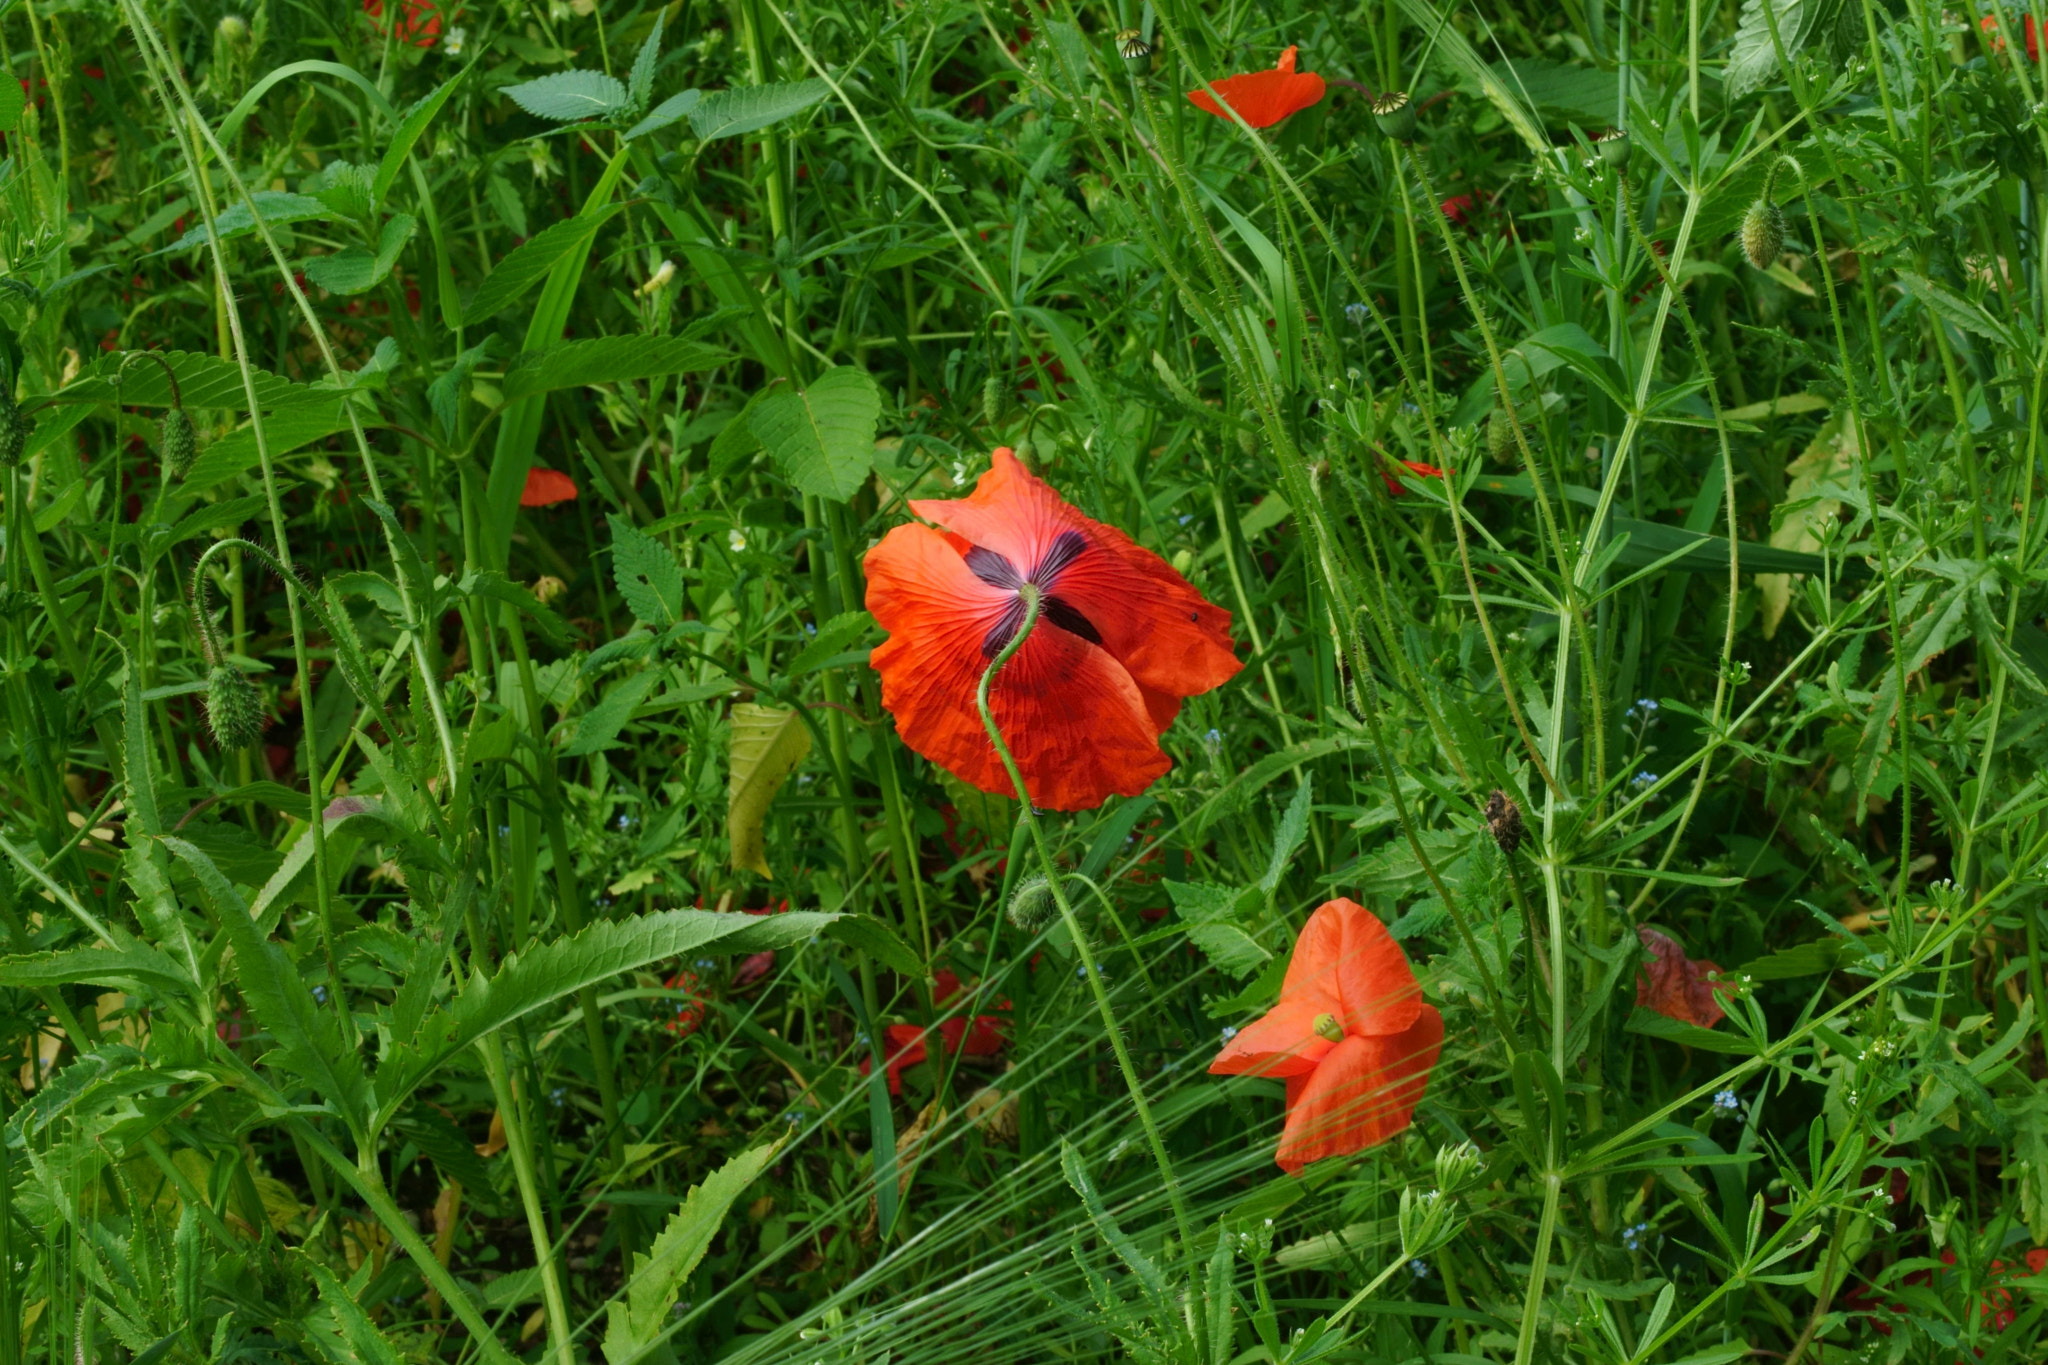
[564,668,663,756]
[302,213,416,296]
[1724,0,1851,99]
[608,513,687,628]
[749,366,882,501]
[728,704,812,878]
[1165,880,1271,979]
[603,1141,781,1365]
[688,79,829,141]
[159,192,331,253]
[629,10,665,111]
[464,203,626,324]
[504,69,631,122]
[626,89,702,141]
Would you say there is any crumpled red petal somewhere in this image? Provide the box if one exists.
[1187,46,1327,129]
[1635,925,1733,1028]
[1275,1005,1443,1173]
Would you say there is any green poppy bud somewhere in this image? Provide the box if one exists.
[982,372,1003,429]
[1007,875,1059,934]
[160,407,197,481]
[217,13,249,43]
[1371,91,1417,142]
[206,663,266,751]
[1740,199,1786,272]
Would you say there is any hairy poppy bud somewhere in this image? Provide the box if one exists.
[1484,788,1523,856]
[217,13,249,43]
[1486,405,1517,463]
[1740,199,1785,271]
[206,663,265,750]
[1007,875,1059,934]
[1116,29,1155,77]
[160,407,197,480]
[982,373,1003,428]
[0,385,22,469]
[1595,128,1630,168]
[1236,426,1259,458]
[1371,91,1417,142]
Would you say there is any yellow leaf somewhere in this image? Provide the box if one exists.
[1759,415,1857,639]
[727,703,812,878]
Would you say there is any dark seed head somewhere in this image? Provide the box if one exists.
[1484,788,1524,856]
[1595,128,1630,168]
[1116,28,1155,75]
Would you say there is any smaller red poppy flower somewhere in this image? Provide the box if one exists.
[865,448,1240,811]
[1187,46,1327,130]
[1440,194,1475,226]
[1210,899,1443,1173]
[1381,458,1447,497]
[861,970,1009,1095]
[1982,13,2042,61]
[663,970,709,1038]
[364,0,445,47]
[521,467,579,508]
[1635,925,1734,1028]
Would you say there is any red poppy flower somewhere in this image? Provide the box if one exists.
[1381,458,1447,497]
[1187,46,1327,129]
[864,448,1240,811]
[1852,1245,2048,1338]
[1210,899,1443,1173]
[1981,13,2042,61]
[1635,925,1734,1028]
[861,970,1008,1095]
[520,467,578,508]
[364,0,445,46]
[1440,194,1475,225]
[663,970,709,1037]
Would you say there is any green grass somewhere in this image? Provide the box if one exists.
[2,0,2047,1362]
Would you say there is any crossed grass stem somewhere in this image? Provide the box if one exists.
[973,582,1196,1257]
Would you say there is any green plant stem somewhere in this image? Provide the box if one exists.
[974,584,1193,1255]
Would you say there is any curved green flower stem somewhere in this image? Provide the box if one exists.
[1325,1251,1412,1332]
[478,1031,577,1365]
[975,585,1193,1255]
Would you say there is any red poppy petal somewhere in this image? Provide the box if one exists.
[933,969,963,1003]
[911,450,1240,702]
[963,1014,1006,1055]
[1186,49,1326,129]
[1635,926,1732,1028]
[520,467,579,507]
[1208,999,1332,1078]
[1283,899,1424,1037]
[1274,1005,1442,1173]
[867,522,1167,811]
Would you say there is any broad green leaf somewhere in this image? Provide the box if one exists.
[1624,1007,1759,1055]
[501,335,731,403]
[784,610,873,676]
[462,203,625,325]
[625,89,702,141]
[603,1142,782,1365]
[749,366,881,501]
[1735,938,1849,980]
[1165,880,1270,978]
[374,74,466,209]
[564,669,663,756]
[456,569,572,647]
[159,192,330,253]
[608,513,687,628]
[688,79,828,141]
[301,213,416,296]
[162,836,374,1143]
[504,69,630,122]
[1725,0,1852,99]
[1897,271,2014,346]
[55,349,314,410]
[729,704,812,878]
[1489,58,1619,123]
[379,909,847,1122]
[184,400,371,492]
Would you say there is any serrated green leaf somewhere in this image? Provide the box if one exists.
[687,79,828,141]
[159,192,331,253]
[302,213,416,296]
[608,513,687,628]
[504,69,630,122]
[628,12,665,110]
[749,366,881,501]
[1725,0,1848,99]
[0,75,23,134]
[0,943,193,996]
[729,704,812,878]
[462,203,625,325]
[604,1142,782,1365]
[625,89,702,141]
[501,335,731,403]
[564,669,662,756]
[785,610,873,676]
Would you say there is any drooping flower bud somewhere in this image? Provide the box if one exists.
[1740,199,1786,272]
[1007,875,1058,934]
[206,663,266,750]
[217,13,250,43]
[1371,91,1417,142]
[160,407,197,481]
[1486,405,1517,462]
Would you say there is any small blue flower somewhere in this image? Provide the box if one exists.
[1220,1025,1239,1043]
[497,824,510,839]
[1630,697,1660,717]
[1622,1222,1649,1252]
[855,1030,869,1046]
[1204,728,1222,747]
[312,985,329,1005]
[782,1110,803,1126]
[694,957,717,970]
[1712,1089,1741,1113]
[616,814,636,830]
[1409,1259,1430,1279]
[550,1087,566,1107]
[804,622,818,636]
[1631,771,1657,788]
[1077,964,1106,980]
[1344,301,1372,327]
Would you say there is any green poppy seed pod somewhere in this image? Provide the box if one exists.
[1312,1012,1344,1042]
[0,386,23,469]
[1486,405,1516,463]
[1595,128,1630,168]
[982,373,1003,429]
[1116,29,1155,77]
[1371,91,1417,142]
[206,663,266,751]
[1006,875,1058,935]
[1740,199,1786,272]
[160,407,197,481]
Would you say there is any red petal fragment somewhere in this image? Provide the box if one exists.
[1635,925,1733,1029]
[520,467,579,507]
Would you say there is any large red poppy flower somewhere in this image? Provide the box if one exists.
[521,467,578,508]
[864,448,1240,811]
[1635,925,1735,1028]
[1210,899,1443,1173]
[1187,46,1327,129]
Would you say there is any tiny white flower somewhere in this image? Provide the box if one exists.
[441,25,466,54]
[728,528,747,553]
